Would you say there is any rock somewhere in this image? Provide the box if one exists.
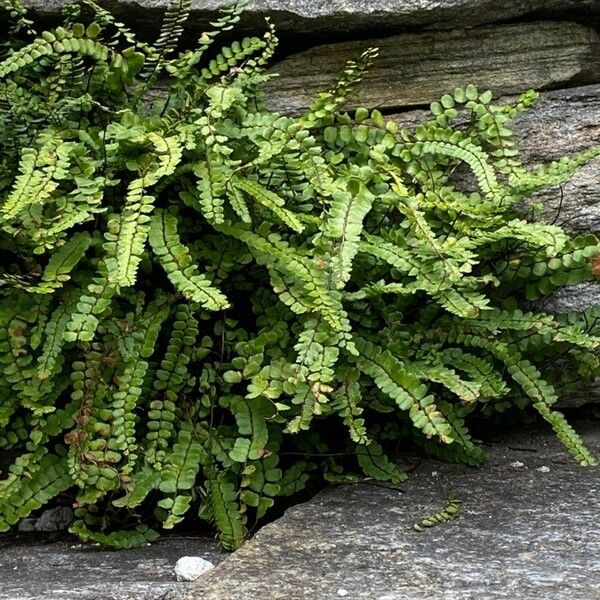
[510,461,525,468]
[17,506,73,533]
[510,86,600,236]
[174,556,215,582]
[263,22,600,114]
[33,506,73,532]
[182,422,600,600]
[22,0,600,37]
[16,518,37,533]
[542,282,600,314]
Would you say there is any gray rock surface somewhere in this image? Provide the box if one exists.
[22,0,600,36]
[182,422,600,600]
[0,534,224,600]
[512,86,600,236]
[543,282,600,314]
[32,506,73,532]
[1,427,599,600]
[263,22,600,113]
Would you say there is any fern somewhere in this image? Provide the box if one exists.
[355,440,407,484]
[206,473,247,551]
[149,210,229,310]
[413,494,462,531]
[0,1,598,550]
[232,177,305,233]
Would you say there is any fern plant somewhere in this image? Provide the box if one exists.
[1,0,599,550]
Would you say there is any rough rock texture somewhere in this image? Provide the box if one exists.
[544,282,600,313]
[23,0,600,36]
[513,86,600,236]
[0,534,223,600]
[263,22,600,113]
[182,422,600,600]
[17,506,74,533]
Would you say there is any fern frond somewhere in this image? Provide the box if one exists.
[355,439,406,484]
[353,338,454,444]
[206,473,247,551]
[233,176,305,233]
[149,211,229,310]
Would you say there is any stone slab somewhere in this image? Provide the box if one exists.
[22,1,600,37]
[263,22,600,113]
[0,533,224,600]
[512,86,600,236]
[182,421,600,600]
[544,283,600,314]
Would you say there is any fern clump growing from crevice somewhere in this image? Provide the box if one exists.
[0,0,599,550]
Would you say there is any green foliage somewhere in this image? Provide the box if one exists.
[1,0,599,550]
[413,494,462,531]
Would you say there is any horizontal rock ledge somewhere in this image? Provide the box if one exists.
[181,423,600,600]
[22,0,600,37]
[264,21,600,114]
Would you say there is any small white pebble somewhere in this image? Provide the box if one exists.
[175,556,215,582]
[431,471,439,477]
[510,461,525,469]
[537,466,550,473]
[337,589,349,597]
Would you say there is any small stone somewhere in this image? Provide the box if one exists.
[337,589,349,597]
[34,506,73,532]
[510,461,525,469]
[174,556,215,582]
[537,466,551,473]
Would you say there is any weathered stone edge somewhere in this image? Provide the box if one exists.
[22,0,600,37]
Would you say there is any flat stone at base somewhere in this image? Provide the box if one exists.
[182,422,600,600]
[0,534,224,600]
